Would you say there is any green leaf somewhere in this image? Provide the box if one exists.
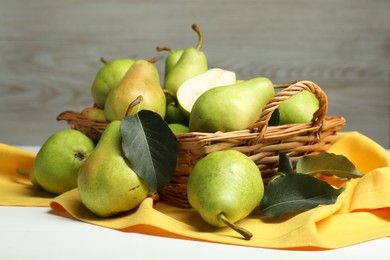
[260,174,345,217]
[120,110,178,192]
[268,108,280,126]
[278,152,294,174]
[296,152,363,179]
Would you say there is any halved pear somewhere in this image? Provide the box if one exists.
[176,68,236,118]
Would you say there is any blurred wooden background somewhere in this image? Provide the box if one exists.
[1,0,389,148]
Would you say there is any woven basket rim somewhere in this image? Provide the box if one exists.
[58,80,331,141]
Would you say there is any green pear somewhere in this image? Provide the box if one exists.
[78,121,150,217]
[189,77,274,132]
[91,58,135,108]
[278,90,319,125]
[187,150,264,240]
[163,89,189,125]
[165,101,189,125]
[177,68,237,118]
[168,123,189,134]
[81,106,106,121]
[164,24,208,95]
[104,59,166,121]
[29,129,95,195]
[156,46,184,77]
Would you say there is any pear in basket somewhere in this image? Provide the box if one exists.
[78,121,150,217]
[156,46,184,77]
[278,90,319,124]
[168,123,189,134]
[163,24,208,95]
[81,107,106,122]
[176,67,237,118]
[91,58,135,108]
[104,59,166,121]
[189,77,274,132]
[156,46,185,107]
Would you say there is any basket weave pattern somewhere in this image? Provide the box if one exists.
[57,80,346,208]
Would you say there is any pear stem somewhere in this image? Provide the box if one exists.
[148,192,160,201]
[191,24,203,51]
[219,213,253,240]
[125,95,143,117]
[156,46,174,53]
[16,168,29,177]
[100,57,109,64]
[163,89,179,104]
[273,81,299,89]
[148,57,158,64]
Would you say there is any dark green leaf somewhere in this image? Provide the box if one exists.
[260,174,345,217]
[296,152,363,179]
[268,108,280,126]
[120,110,178,192]
[278,152,294,174]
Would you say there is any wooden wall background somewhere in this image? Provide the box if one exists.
[1,0,389,148]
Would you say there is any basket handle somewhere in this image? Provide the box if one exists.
[248,80,328,143]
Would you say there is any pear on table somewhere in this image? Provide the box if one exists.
[187,150,264,240]
[78,121,150,217]
[28,129,95,195]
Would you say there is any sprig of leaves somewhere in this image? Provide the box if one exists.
[296,152,363,179]
[120,110,178,192]
[260,152,362,217]
[260,174,345,217]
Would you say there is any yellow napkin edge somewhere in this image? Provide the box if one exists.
[2,132,390,250]
[0,143,36,174]
[328,131,390,173]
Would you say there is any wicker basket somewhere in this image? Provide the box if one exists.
[57,80,346,208]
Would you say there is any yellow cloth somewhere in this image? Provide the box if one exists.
[1,131,390,249]
[0,144,54,206]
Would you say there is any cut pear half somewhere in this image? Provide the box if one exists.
[177,68,237,117]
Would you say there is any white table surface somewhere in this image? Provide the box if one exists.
[1,146,389,260]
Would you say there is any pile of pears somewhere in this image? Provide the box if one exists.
[27,24,321,240]
[81,23,319,133]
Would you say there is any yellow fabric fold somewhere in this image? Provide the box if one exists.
[1,132,390,249]
[327,131,390,174]
[0,144,54,206]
